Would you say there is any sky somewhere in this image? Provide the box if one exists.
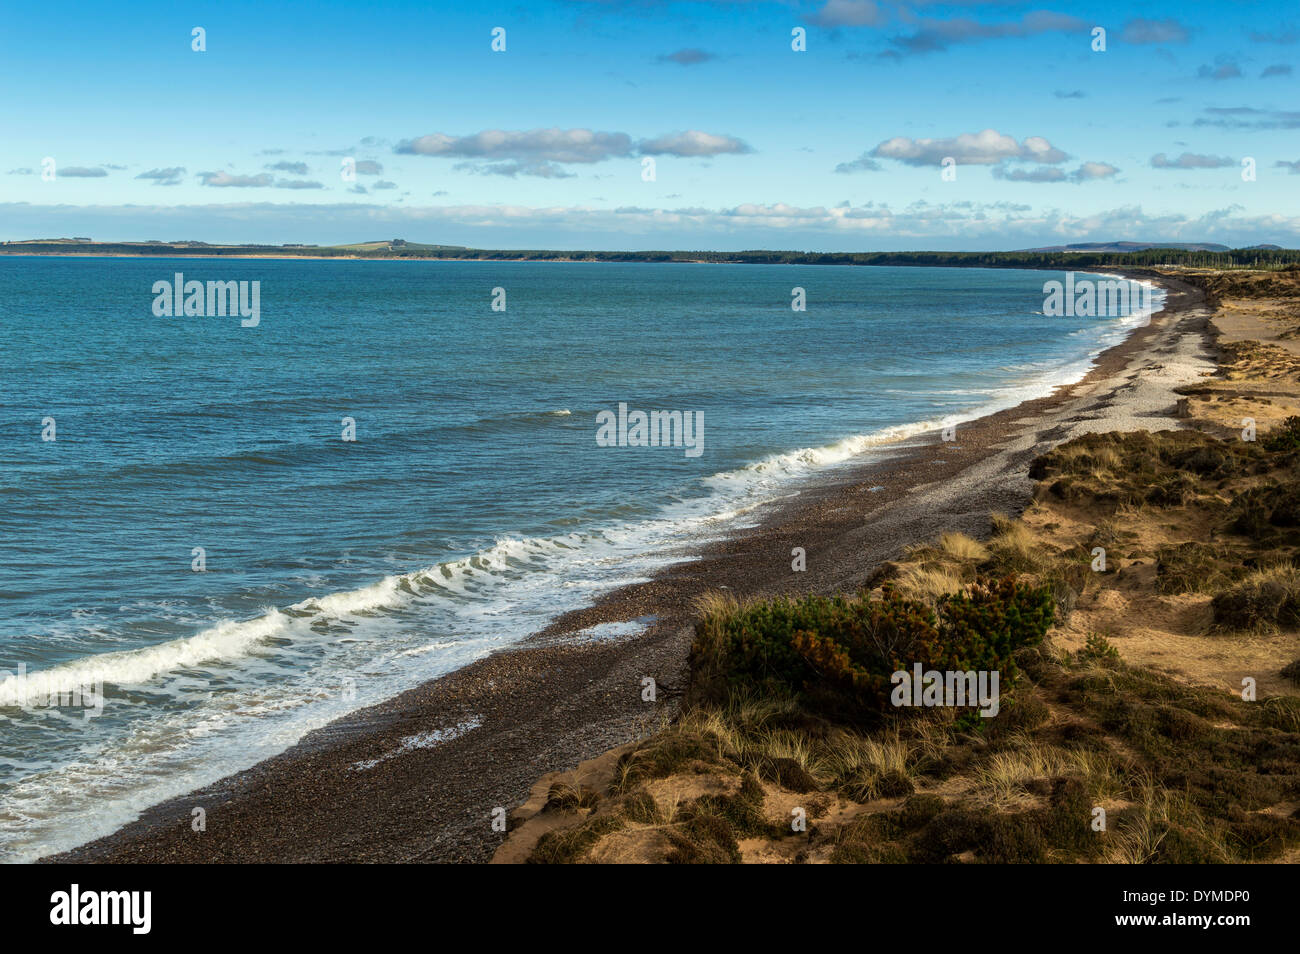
[3,0,1299,250]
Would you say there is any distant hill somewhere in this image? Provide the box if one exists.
[1018,241,1234,253]
[14,236,95,244]
[0,238,476,255]
[3,240,1299,269]
[334,240,469,251]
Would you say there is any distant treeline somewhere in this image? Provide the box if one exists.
[5,241,1300,270]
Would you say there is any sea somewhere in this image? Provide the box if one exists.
[0,257,1161,860]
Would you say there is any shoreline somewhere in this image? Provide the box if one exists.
[0,251,1233,271]
[41,269,1212,863]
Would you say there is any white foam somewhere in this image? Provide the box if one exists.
[350,717,483,771]
[0,610,291,705]
[0,536,586,702]
[295,574,404,617]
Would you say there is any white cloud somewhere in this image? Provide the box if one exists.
[835,155,883,174]
[455,160,576,178]
[394,127,750,174]
[636,130,752,157]
[1120,18,1190,44]
[135,167,186,186]
[395,128,633,164]
[890,11,1086,55]
[1151,152,1235,169]
[994,161,1119,183]
[870,129,1068,166]
[808,0,885,29]
[995,166,1067,183]
[1072,161,1120,181]
[199,171,274,188]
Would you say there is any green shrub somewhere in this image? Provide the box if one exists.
[1076,634,1118,665]
[1262,416,1300,453]
[613,730,729,789]
[1030,431,1251,506]
[986,691,1052,741]
[830,815,910,863]
[687,773,779,839]
[1032,776,1097,856]
[689,577,1054,721]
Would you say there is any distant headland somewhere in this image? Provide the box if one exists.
[2,238,1298,269]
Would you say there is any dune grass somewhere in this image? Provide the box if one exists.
[526,420,1300,863]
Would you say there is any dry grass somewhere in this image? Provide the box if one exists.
[1052,442,1124,479]
[691,589,744,624]
[1103,782,1230,864]
[939,532,990,563]
[973,735,1123,808]
[673,691,941,800]
[819,729,917,798]
[988,512,1053,574]
[1210,562,1300,634]
[893,562,968,604]
[1243,562,1300,590]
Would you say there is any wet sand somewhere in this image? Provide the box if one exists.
[44,270,1213,863]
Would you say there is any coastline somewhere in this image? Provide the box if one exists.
[41,270,1213,863]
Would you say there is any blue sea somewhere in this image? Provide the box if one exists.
[0,257,1160,860]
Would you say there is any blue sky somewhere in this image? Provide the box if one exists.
[3,0,1299,249]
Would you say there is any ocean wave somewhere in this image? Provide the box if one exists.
[0,532,597,701]
[0,610,292,705]
[702,418,945,488]
[0,280,1172,708]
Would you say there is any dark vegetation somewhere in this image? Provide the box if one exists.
[7,240,1300,270]
[687,578,1054,723]
[1030,423,1300,634]
[529,635,1300,863]
[526,419,1300,863]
